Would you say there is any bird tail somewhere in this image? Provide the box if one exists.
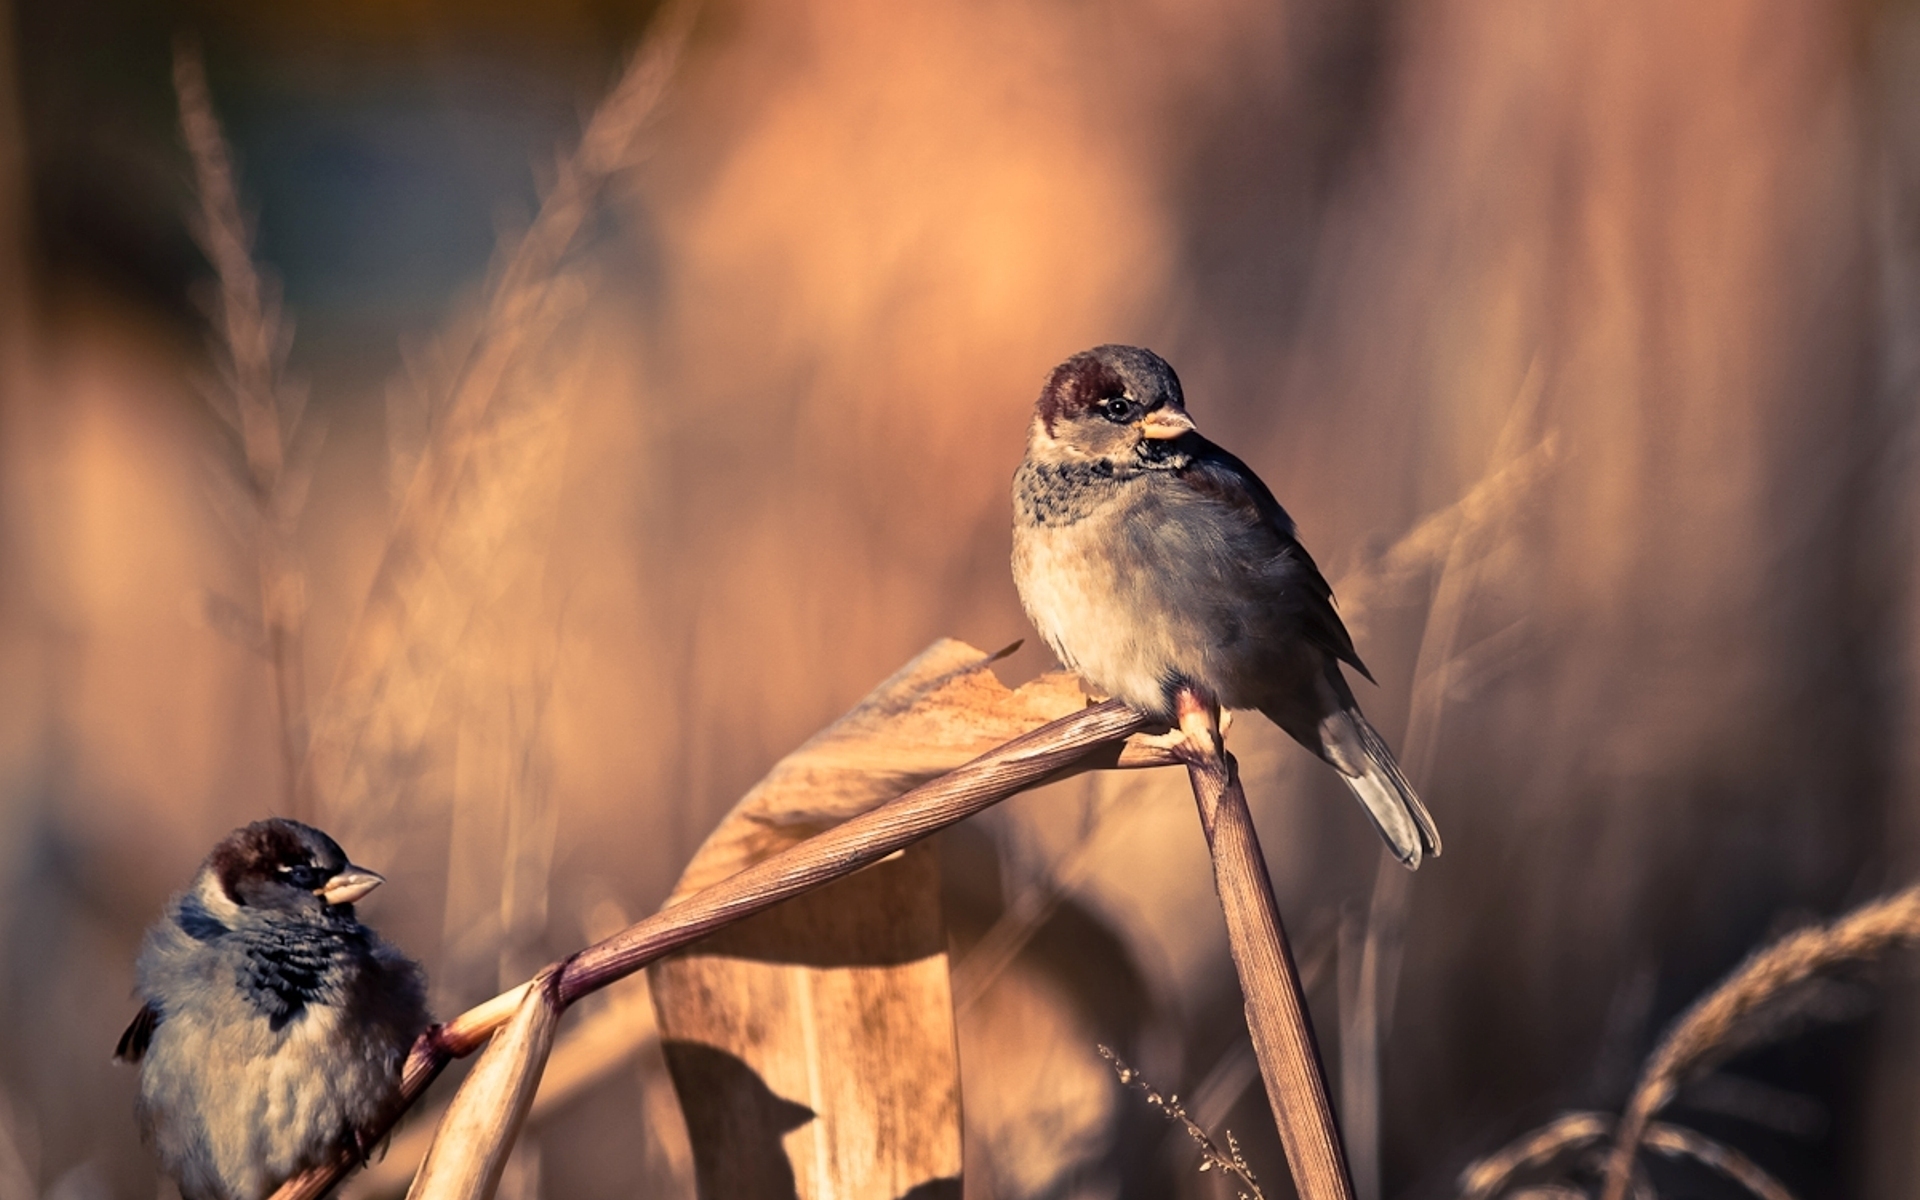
[1316,706,1442,869]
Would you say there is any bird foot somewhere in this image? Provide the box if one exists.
[1153,693,1229,764]
[1136,709,1232,756]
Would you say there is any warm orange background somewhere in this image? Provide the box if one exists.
[3,0,1917,1196]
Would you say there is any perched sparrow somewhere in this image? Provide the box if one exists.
[115,819,430,1200]
[1011,345,1441,867]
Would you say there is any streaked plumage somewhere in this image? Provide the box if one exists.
[1011,345,1441,866]
[117,819,429,1200]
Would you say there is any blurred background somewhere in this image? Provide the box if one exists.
[5,0,1920,1196]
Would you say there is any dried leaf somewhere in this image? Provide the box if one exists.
[651,638,1127,1200]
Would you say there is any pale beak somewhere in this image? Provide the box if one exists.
[1137,409,1197,440]
[318,866,385,907]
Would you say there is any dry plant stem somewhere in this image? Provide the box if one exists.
[270,698,1152,1200]
[1599,884,1920,1200]
[1174,696,1355,1200]
[300,0,696,814]
[174,46,311,808]
[405,971,562,1200]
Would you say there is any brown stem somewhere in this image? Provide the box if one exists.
[1175,706,1355,1200]
[268,698,1151,1200]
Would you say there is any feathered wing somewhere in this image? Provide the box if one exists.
[1178,438,1373,681]
[1178,437,1440,866]
[115,1002,161,1063]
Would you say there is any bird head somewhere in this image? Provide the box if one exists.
[1029,344,1197,464]
[196,818,385,925]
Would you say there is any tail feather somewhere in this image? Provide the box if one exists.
[1316,707,1442,868]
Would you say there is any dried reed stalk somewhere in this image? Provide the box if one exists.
[405,971,562,1200]
[1174,706,1355,1200]
[174,45,314,810]
[270,696,1158,1200]
[299,0,697,820]
[1598,883,1920,1200]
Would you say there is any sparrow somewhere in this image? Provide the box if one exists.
[1011,345,1441,867]
[115,819,430,1200]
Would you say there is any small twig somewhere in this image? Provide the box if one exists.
[269,697,1154,1200]
[1099,1046,1265,1200]
[1173,694,1355,1200]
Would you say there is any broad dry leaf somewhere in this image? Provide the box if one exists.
[650,638,1099,1200]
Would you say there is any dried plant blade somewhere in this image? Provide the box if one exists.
[405,973,561,1200]
[650,638,1146,1198]
[653,844,959,1198]
[344,953,673,1196]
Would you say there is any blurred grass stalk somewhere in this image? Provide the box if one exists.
[295,0,697,835]
[1598,884,1920,1200]
[1338,364,1553,1200]
[1457,882,1920,1199]
[174,44,316,811]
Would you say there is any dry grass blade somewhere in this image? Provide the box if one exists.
[1456,1112,1612,1200]
[405,971,562,1200]
[268,688,1155,1200]
[1099,1046,1265,1200]
[1643,1122,1798,1200]
[173,44,313,807]
[301,0,699,818]
[345,973,666,1196]
[1599,884,1920,1200]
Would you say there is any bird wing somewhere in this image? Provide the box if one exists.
[115,1002,161,1064]
[1178,436,1375,682]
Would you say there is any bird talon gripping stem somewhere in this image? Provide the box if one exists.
[1175,688,1225,763]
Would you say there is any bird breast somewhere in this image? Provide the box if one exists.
[1013,461,1261,719]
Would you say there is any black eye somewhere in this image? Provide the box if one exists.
[281,864,322,890]
[1100,397,1132,422]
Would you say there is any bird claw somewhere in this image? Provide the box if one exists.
[1147,697,1231,763]
[1134,727,1190,752]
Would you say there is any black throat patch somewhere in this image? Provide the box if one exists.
[1014,457,1138,527]
[235,920,361,1032]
